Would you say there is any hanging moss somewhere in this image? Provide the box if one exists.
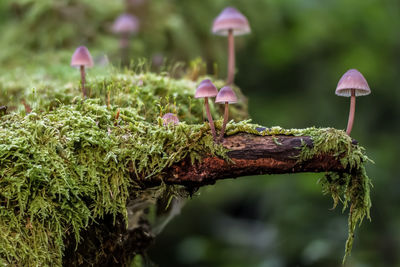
[0,71,371,265]
[223,121,372,262]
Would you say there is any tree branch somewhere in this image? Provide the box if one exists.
[162,133,350,186]
[66,131,355,265]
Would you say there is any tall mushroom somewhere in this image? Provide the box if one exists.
[71,46,94,98]
[212,7,251,85]
[195,79,218,141]
[335,69,371,135]
[215,86,237,141]
[112,14,139,64]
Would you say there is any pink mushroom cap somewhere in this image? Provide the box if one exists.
[215,86,238,103]
[162,113,180,126]
[112,14,139,35]
[71,46,94,67]
[335,69,371,97]
[212,7,251,36]
[195,79,218,98]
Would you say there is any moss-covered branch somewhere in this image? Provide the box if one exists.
[0,72,372,265]
[158,133,352,187]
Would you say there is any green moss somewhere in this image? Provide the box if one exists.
[0,70,245,265]
[224,122,372,263]
[0,65,248,122]
[0,71,371,265]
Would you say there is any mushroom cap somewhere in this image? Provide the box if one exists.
[112,14,139,35]
[162,113,180,126]
[215,86,238,103]
[335,69,371,97]
[71,46,94,67]
[195,79,218,98]
[212,7,251,36]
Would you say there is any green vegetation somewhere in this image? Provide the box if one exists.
[2,0,392,265]
[0,68,371,265]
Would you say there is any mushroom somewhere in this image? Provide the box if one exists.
[112,14,139,63]
[195,79,218,140]
[162,113,180,126]
[335,69,371,135]
[71,46,94,98]
[215,86,237,141]
[212,7,250,85]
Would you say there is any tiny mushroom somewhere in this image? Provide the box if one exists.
[71,46,94,98]
[212,7,250,85]
[195,79,219,140]
[335,69,371,135]
[162,113,180,126]
[215,86,237,141]
[112,14,139,50]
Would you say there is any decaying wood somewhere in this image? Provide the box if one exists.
[161,133,349,186]
[65,132,353,265]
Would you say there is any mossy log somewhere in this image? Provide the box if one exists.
[160,133,355,187]
[0,73,371,265]
[62,131,366,266]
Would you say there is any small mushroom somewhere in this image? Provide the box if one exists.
[335,69,371,135]
[71,46,94,98]
[212,7,250,85]
[112,14,139,63]
[195,79,218,140]
[162,113,180,126]
[215,86,237,141]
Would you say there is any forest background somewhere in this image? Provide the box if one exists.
[0,0,399,266]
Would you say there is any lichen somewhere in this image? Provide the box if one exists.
[0,71,371,265]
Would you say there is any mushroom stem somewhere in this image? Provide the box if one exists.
[227,29,235,85]
[80,65,87,98]
[219,102,229,141]
[120,33,130,65]
[204,97,217,141]
[346,89,356,135]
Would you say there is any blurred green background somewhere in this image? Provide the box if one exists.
[0,0,399,266]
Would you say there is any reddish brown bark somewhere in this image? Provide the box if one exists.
[145,133,350,187]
